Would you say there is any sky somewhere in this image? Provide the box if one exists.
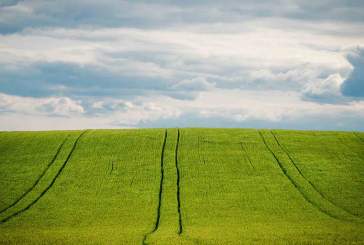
[0,0,364,131]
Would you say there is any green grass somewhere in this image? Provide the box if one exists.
[0,128,363,244]
[0,131,74,211]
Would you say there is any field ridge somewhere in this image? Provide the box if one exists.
[0,130,87,223]
[0,128,363,244]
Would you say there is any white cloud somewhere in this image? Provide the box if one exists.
[0,93,84,116]
[174,89,364,123]
[0,1,364,130]
[0,25,360,97]
[172,77,214,91]
[302,73,344,102]
[1,89,364,130]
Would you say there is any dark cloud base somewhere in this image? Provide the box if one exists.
[341,48,364,97]
[1,0,364,34]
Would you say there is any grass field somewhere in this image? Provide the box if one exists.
[0,128,363,244]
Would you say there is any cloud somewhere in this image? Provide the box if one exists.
[302,73,344,103]
[1,0,364,34]
[341,48,364,97]
[0,1,364,130]
[36,97,84,116]
[172,77,214,91]
[2,90,364,131]
[0,61,171,98]
[0,0,182,33]
[0,93,84,117]
[300,47,364,103]
[0,26,355,100]
[0,0,23,7]
[112,89,364,130]
[90,100,133,114]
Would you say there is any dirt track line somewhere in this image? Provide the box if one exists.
[258,131,353,222]
[270,131,359,217]
[240,142,255,170]
[142,129,167,244]
[271,132,330,195]
[0,130,88,223]
[0,135,69,214]
[270,130,360,218]
[175,129,183,234]
[109,160,115,175]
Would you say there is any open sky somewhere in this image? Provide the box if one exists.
[0,0,363,130]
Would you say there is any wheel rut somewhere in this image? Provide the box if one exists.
[271,130,360,218]
[175,129,183,234]
[258,130,362,223]
[240,142,255,170]
[0,130,88,223]
[142,129,183,244]
[0,135,69,214]
[142,130,168,244]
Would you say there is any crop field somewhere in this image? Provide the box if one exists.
[0,128,363,244]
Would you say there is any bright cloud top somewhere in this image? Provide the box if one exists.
[0,0,364,130]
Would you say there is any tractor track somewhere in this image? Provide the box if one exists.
[0,130,88,223]
[271,130,361,218]
[240,142,255,170]
[175,129,183,235]
[142,129,183,244]
[239,137,276,209]
[258,131,357,222]
[0,135,69,214]
[142,130,167,244]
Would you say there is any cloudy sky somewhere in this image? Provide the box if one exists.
[0,0,364,130]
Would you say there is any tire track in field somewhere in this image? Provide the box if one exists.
[271,131,360,218]
[239,142,255,170]
[258,131,362,223]
[0,130,88,223]
[197,136,206,165]
[175,129,183,234]
[0,135,69,214]
[142,130,167,244]
[239,138,275,211]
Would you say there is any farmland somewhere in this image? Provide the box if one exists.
[0,128,363,244]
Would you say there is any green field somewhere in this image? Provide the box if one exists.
[0,129,363,244]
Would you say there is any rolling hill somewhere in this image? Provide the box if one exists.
[0,129,363,244]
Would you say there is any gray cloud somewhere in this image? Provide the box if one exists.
[172,77,214,91]
[0,93,84,117]
[1,0,364,34]
[300,48,364,104]
[0,0,23,7]
[341,48,364,97]
[302,74,345,104]
[0,61,213,101]
[0,1,364,130]
[0,61,163,97]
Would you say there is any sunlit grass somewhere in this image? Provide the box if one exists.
[0,129,363,244]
